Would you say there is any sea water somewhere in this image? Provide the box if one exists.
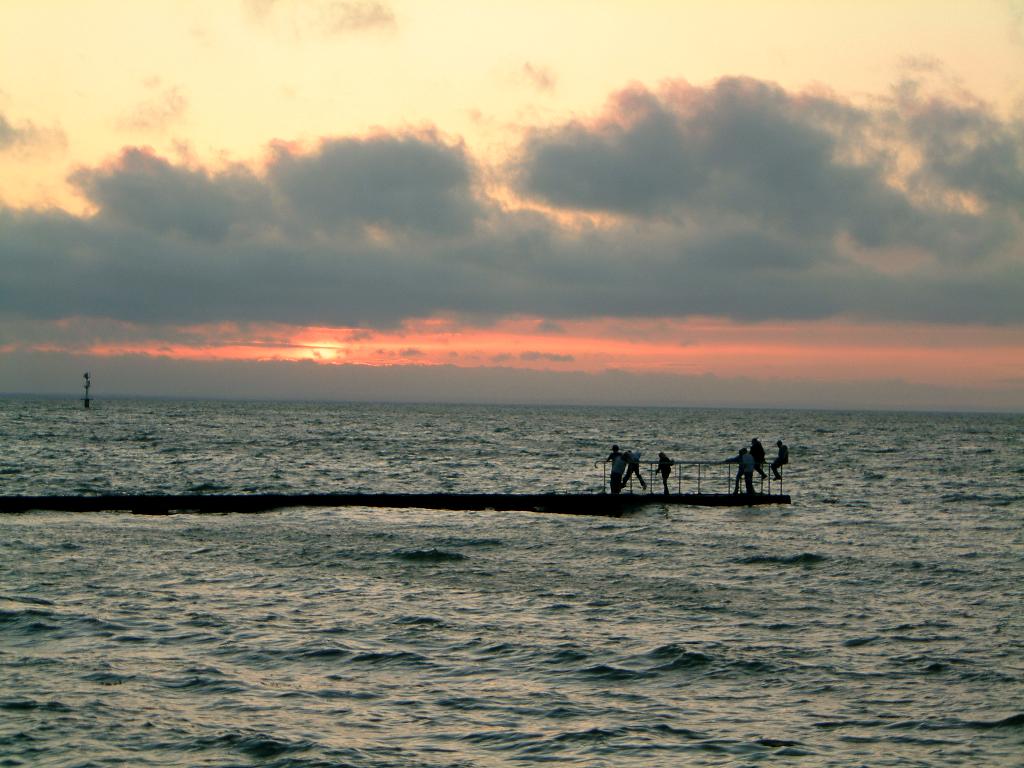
[1,399,1022,766]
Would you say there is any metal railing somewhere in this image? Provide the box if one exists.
[595,458,784,496]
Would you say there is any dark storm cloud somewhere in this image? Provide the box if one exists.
[518,80,858,220]
[266,134,482,236]
[71,148,272,242]
[2,78,1022,330]
[903,94,1024,210]
[516,77,1010,260]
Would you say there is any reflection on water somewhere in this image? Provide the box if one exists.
[1,400,1022,766]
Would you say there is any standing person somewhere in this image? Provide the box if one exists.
[605,445,627,494]
[656,452,674,495]
[725,447,755,494]
[771,439,789,480]
[750,438,767,479]
[621,450,647,490]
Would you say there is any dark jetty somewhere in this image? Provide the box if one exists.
[0,492,790,517]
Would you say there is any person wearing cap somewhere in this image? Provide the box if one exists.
[770,439,789,480]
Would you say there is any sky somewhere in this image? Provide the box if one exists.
[1,0,1023,410]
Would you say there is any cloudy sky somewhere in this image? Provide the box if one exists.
[1,0,1022,409]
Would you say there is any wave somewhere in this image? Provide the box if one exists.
[941,492,1021,506]
[0,594,55,607]
[160,673,246,694]
[349,650,431,667]
[736,552,827,566]
[890,634,964,644]
[544,647,590,664]
[969,713,1024,729]
[652,651,714,672]
[460,729,535,748]
[436,695,486,711]
[191,729,318,760]
[391,548,466,562]
[883,713,1024,731]
[392,614,447,627]
[183,612,229,628]
[0,607,59,634]
[438,537,505,548]
[186,481,231,493]
[0,697,72,712]
[293,646,351,660]
[82,671,136,685]
[552,726,622,743]
[578,663,650,680]
[814,718,889,729]
[649,723,706,740]
[459,722,778,759]
[757,737,803,748]
[645,642,695,659]
[476,642,518,656]
[941,492,990,503]
[842,635,879,647]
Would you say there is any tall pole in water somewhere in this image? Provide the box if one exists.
[83,372,91,409]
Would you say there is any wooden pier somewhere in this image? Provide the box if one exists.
[0,492,790,517]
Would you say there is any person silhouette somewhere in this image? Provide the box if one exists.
[771,439,789,480]
[726,447,755,494]
[656,452,674,495]
[621,450,647,490]
[750,438,767,480]
[605,445,627,494]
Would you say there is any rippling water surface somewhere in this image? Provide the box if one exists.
[2,399,1022,766]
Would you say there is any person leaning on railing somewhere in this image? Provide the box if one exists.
[603,445,627,494]
[621,450,647,490]
[656,452,675,495]
[725,447,756,494]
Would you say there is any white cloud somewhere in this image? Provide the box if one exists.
[245,0,396,34]
[117,81,188,133]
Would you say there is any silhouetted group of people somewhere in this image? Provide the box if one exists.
[726,438,788,494]
[603,438,788,495]
[604,445,646,494]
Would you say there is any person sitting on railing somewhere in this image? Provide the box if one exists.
[725,447,756,495]
[621,450,647,491]
[604,445,627,494]
[657,452,675,495]
[771,439,789,480]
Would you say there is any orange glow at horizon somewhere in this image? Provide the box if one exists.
[21,315,1024,390]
